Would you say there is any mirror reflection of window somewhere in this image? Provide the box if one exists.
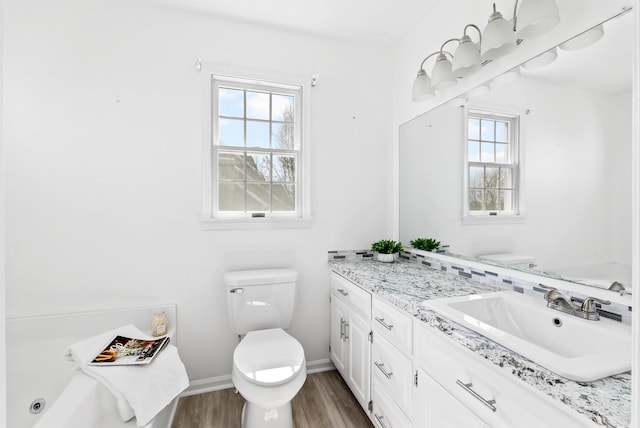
[466,110,520,215]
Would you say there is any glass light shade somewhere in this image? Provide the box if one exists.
[522,48,558,69]
[559,24,604,51]
[515,0,560,40]
[492,67,521,84]
[412,69,435,102]
[431,53,457,90]
[481,9,517,61]
[452,36,482,78]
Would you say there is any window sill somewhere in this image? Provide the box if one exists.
[462,215,526,225]
[199,217,314,230]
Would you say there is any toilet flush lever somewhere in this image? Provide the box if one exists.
[229,288,244,294]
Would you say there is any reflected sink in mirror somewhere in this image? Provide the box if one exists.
[423,291,631,382]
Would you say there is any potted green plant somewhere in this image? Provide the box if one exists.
[371,239,404,263]
[410,237,441,252]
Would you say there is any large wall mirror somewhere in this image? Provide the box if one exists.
[399,10,633,294]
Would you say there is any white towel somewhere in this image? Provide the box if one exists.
[66,324,189,427]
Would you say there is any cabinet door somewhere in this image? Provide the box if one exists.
[414,369,488,428]
[330,296,349,376]
[347,311,371,410]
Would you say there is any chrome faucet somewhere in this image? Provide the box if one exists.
[540,285,611,321]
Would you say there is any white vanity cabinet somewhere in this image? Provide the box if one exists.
[414,323,592,428]
[371,296,414,427]
[414,368,489,428]
[329,272,372,412]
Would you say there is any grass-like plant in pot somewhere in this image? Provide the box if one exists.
[371,239,404,263]
[410,237,441,252]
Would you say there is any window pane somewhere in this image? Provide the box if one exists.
[481,120,495,141]
[219,182,244,211]
[272,95,294,122]
[500,168,513,188]
[495,121,508,142]
[469,189,484,211]
[485,167,500,188]
[219,88,244,118]
[480,142,495,162]
[272,123,295,150]
[246,91,269,120]
[495,143,509,163]
[218,118,244,146]
[468,141,480,162]
[469,166,484,188]
[484,189,499,210]
[468,118,480,140]
[245,152,270,181]
[218,151,244,180]
[246,121,270,148]
[501,190,515,211]
[273,154,296,182]
[272,184,296,211]
[246,183,270,211]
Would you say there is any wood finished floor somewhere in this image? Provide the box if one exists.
[171,370,374,428]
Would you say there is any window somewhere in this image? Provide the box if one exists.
[465,109,521,218]
[205,74,309,227]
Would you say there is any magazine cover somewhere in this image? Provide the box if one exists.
[89,335,170,366]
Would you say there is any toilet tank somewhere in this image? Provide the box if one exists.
[478,253,536,268]
[225,268,299,335]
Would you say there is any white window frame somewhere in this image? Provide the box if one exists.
[463,104,526,225]
[200,66,312,230]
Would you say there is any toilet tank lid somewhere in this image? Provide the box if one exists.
[224,268,299,286]
[478,253,535,264]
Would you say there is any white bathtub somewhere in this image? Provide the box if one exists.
[6,304,178,428]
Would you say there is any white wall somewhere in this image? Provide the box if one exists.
[1,0,7,423]
[399,77,632,270]
[3,0,394,382]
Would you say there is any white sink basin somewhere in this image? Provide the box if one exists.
[423,291,631,382]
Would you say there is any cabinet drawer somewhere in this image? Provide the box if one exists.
[414,324,590,428]
[372,335,413,417]
[330,273,372,319]
[372,385,412,428]
[372,297,412,355]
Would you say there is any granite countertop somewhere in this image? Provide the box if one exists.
[329,257,631,428]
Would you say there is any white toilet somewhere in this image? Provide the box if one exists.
[225,268,307,428]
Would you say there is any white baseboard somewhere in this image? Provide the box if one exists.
[180,358,335,397]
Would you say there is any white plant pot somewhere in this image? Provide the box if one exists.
[376,253,396,263]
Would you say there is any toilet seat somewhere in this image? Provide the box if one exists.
[234,328,305,387]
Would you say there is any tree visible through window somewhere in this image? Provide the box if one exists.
[212,76,301,217]
[467,110,519,214]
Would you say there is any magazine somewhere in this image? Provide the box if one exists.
[89,335,170,366]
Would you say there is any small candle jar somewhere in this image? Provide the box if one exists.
[151,312,168,337]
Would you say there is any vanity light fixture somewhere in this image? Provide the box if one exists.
[431,39,458,90]
[411,52,439,101]
[452,24,483,78]
[411,0,560,102]
[559,24,604,51]
[521,47,558,69]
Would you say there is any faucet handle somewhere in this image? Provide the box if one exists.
[580,297,611,314]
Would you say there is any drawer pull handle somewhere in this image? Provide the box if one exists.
[456,380,497,413]
[374,317,394,330]
[374,361,393,379]
[337,288,349,297]
[373,412,387,428]
[339,318,345,340]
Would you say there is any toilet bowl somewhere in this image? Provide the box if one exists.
[232,329,306,427]
[225,269,307,428]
